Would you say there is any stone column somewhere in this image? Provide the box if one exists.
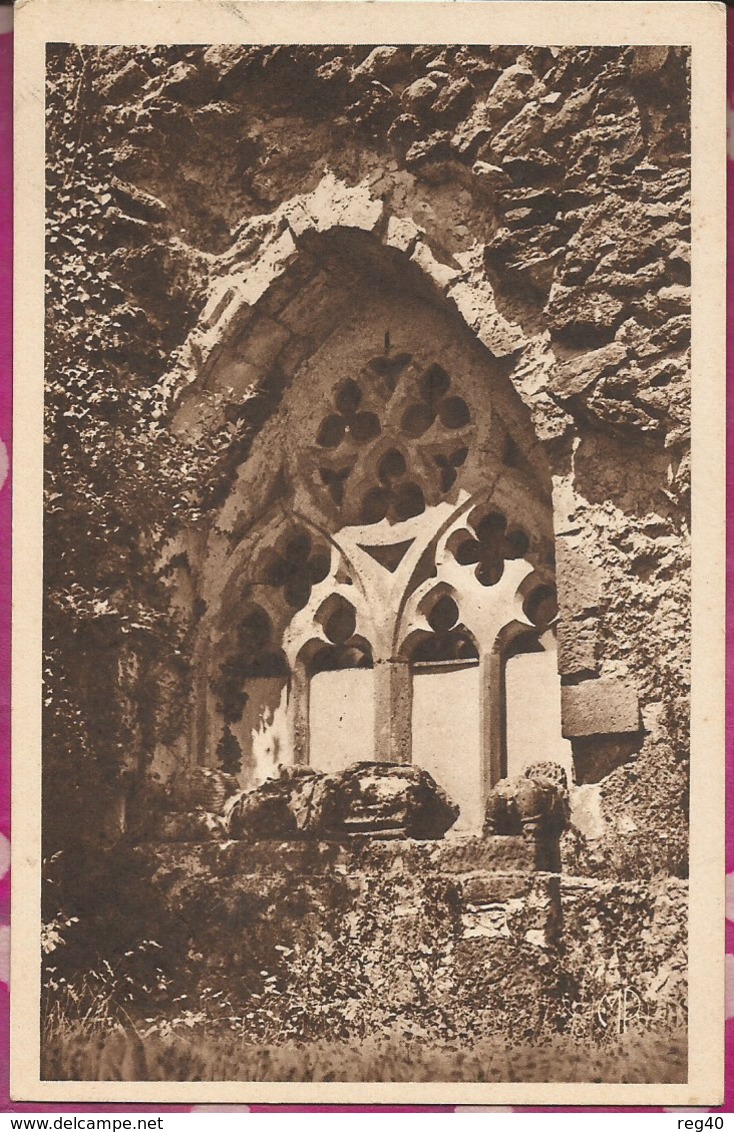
[373,658,412,764]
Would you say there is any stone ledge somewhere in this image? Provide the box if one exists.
[461,870,560,904]
[134,834,542,876]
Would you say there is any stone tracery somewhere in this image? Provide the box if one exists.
[184,231,572,830]
[312,355,474,527]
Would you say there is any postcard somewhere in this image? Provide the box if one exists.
[11,0,726,1104]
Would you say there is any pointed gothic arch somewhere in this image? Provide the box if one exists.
[170,184,573,829]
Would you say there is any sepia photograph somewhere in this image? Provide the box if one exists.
[11,0,726,1105]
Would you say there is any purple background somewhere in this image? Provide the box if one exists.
[0,16,730,1113]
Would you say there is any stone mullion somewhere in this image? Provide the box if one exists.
[289,663,310,766]
[373,657,412,764]
[481,649,505,797]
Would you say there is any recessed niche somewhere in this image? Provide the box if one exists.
[308,551,331,586]
[475,558,505,587]
[310,637,373,673]
[320,596,357,646]
[435,446,468,492]
[410,590,479,663]
[367,352,412,388]
[454,537,480,565]
[349,411,380,442]
[318,380,380,450]
[452,509,531,587]
[503,529,530,557]
[284,576,311,610]
[361,486,391,525]
[263,529,331,609]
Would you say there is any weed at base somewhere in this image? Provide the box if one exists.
[42,1020,687,1084]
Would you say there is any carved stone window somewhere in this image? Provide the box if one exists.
[195,294,565,829]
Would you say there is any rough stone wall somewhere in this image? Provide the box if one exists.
[85,839,686,1048]
[65,44,690,876]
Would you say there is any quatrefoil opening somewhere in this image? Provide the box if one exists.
[452,510,530,587]
[263,530,331,610]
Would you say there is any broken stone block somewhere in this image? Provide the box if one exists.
[326,761,459,839]
[405,132,452,170]
[485,64,537,124]
[561,677,641,739]
[656,284,690,317]
[449,102,494,158]
[630,45,672,77]
[546,283,626,337]
[224,761,459,842]
[351,46,407,83]
[483,762,570,871]
[484,762,570,835]
[410,241,460,292]
[224,765,320,840]
[501,149,561,184]
[386,113,421,150]
[384,214,422,254]
[98,58,149,100]
[471,160,511,193]
[527,391,573,445]
[314,57,350,89]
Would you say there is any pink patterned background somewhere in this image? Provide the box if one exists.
[0,13,730,1113]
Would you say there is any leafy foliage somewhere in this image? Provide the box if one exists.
[43,47,239,850]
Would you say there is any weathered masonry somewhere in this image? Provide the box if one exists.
[155,176,661,850]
